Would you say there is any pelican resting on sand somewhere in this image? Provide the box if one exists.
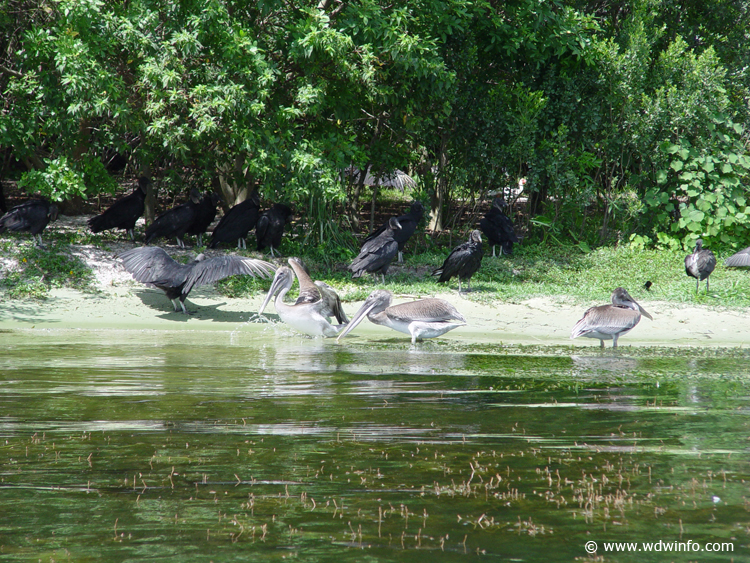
[685,239,716,294]
[120,246,275,314]
[258,258,348,337]
[337,289,466,344]
[571,287,653,348]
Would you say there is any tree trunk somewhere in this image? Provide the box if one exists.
[216,155,250,207]
[428,133,450,232]
[346,163,369,232]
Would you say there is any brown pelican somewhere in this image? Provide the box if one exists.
[336,289,466,344]
[685,239,716,293]
[258,258,348,337]
[432,230,484,292]
[571,287,653,348]
[120,246,275,314]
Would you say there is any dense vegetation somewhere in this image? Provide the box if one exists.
[1,0,749,252]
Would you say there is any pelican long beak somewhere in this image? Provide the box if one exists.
[258,272,284,316]
[336,300,378,342]
[638,303,653,321]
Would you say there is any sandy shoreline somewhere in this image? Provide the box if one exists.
[1,279,747,348]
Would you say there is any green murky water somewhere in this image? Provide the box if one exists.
[1,329,749,561]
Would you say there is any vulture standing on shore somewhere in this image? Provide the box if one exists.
[186,191,221,247]
[363,201,425,263]
[256,203,293,257]
[208,192,260,249]
[479,197,519,257]
[0,198,59,246]
[88,176,150,241]
[350,217,401,283]
[144,188,201,248]
[432,230,484,292]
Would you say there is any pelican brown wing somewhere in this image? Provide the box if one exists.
[386,299,466,324]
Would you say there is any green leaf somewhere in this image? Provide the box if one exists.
[670,160,684,172]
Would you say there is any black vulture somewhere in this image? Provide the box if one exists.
[208,191,260,249]
[350,217,401,283]
[724,246,750,268]
[186,192,221,247]
[256,203,293,257]
[479,197,519,257]
[432,230,484,292]
[0,198,59,246]
[144,188,201,248]
[685,239,716,294]
[88,176,149,240]
[119,246,275,314]
[363,201,425,263]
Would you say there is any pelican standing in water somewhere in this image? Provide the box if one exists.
[337,289,466,344]
[571,287,653,348]
[258,258,348,337]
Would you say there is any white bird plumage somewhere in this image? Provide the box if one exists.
[258,258,348,337]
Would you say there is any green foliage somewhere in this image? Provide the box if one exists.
[645,114,750,246]
[17,156,117,201]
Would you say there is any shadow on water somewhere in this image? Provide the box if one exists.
[0,330,747,561]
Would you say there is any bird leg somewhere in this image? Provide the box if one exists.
[458,279,463,293]
[178,300,189,315]
[695,278,699,294]
[398,251,404,264]
[599,339,605,349]
[612,335,619,348]
[128,229,135,242]
[492,245,497,258]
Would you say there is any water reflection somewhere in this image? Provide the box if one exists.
[0,330,748,562]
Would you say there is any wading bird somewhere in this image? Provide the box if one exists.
[571,287,653,348]
[208,192,260,249]
[88,176,149,241]
[258,258,348,337]
[432,230,484,292]
[256,203,293,257]
[685,239,716,294]
[336,289,466,344]
[725,246,750,268]
[479,197,519,257]
[186,191,221,247]
[120,246,274,314]
[350,217,401,282]
[144,188,201,248]
[364,201,425,263]
[0,198,58,246]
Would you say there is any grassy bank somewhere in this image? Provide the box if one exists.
[3,222,748,308]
